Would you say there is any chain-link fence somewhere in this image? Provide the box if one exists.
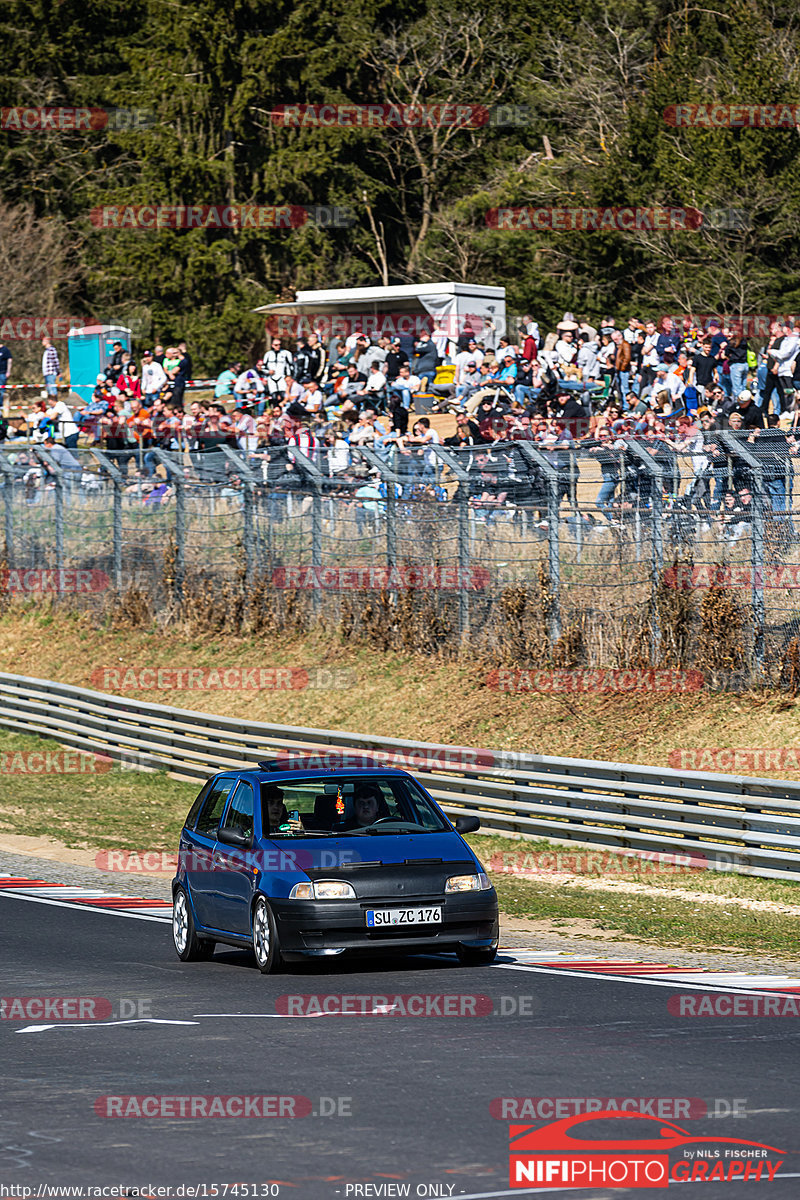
[1,432,797,686]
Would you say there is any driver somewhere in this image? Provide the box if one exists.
[347,784,391,829]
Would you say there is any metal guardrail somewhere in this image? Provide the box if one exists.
[0,671,799,882]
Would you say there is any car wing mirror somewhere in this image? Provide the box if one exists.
[217,826,252,848]
[454,815,480,834]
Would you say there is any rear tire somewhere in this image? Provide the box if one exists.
[173,887,215,962]
[252,896,283,974]
[457,945,497,967]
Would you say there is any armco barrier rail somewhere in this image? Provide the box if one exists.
[0,671,799,882]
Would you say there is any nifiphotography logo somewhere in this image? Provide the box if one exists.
[508,1110,785,1188]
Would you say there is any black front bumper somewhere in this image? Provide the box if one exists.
[271,890,499,956]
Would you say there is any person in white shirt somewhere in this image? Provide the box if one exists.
[300,380,325,414]
[46,397,79,447]
[282,375,304,404]
[358,363,387,396]
[234,405,258,452]
[141,351,167,404]
[388,364,421,410]
[554,330,577,366]
[653,364,685,404]
[454,341,484,383]
[641,320,660,390]
[623,317,640,346]
[402,416,441,480]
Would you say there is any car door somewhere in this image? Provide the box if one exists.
[212,780,256,936]
[183,775,237,928]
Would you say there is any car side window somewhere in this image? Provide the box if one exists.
[195,778,235,836]
[184,778,213,830]
[222,781,254,840]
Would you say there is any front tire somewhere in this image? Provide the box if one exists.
[252,897,283,974]
[457,945,497,967]
[173,887,215,962]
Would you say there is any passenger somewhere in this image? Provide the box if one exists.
[263,785,301,832]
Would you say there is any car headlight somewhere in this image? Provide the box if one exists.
[289,880,356,900]
[445,872,491,893]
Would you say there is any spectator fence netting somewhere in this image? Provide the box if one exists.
[1,435,798,686]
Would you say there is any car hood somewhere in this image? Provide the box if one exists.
[260,830,482,873]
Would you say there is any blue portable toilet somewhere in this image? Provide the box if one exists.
[68,324,132,403]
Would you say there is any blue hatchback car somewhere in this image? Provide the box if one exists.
[171,761,498,972]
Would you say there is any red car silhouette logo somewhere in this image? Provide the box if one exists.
[510,1110,785,1155]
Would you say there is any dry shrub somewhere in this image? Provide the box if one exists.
[552,620,584,668]
[654,558,696,667]
[698,585,746,671]
[779,637,800,695]
[108,584,152,629]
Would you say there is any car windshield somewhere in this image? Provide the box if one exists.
[260,775,450,837]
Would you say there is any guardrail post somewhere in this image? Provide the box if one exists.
[626,439,664,662]
[152,449,186,606]
[219,445,257,588]
[354,446,403,582]
[430,445,473,638]
[0,454,15,567]
[720,431,765,680]
[287,447,325,614]
[35,449,64,580]
[517,441,562,645]
[91,450,124,592]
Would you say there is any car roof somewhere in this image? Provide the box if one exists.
[219,766,414,783]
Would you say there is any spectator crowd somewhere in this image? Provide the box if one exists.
[0,314,798,531]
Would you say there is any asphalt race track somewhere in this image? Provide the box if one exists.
[2,891,799,1198]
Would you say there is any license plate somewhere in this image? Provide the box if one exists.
[366,907,442,927]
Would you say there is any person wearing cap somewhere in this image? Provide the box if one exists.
[727,387,763,432]
[653,361,684,405]
[141,350,167,406]
[454,338,484,387]
[40,433,82,495]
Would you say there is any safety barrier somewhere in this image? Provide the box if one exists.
[0,671,798,881]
